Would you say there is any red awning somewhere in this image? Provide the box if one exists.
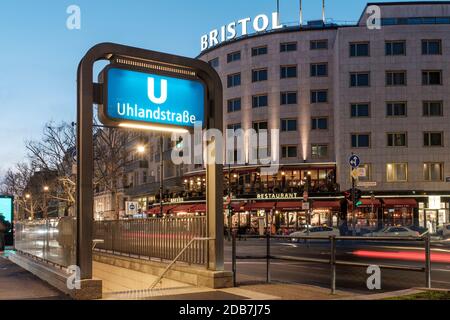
[275,201,303,211]
[147,205,177,214]
[191,203,206,212]
[171,204,196,213]
[244,202,276,211]
[313,200,341,211]
[224,202,245,212]
[383,198,418,208]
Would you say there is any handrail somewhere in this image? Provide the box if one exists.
[149,237,213,290]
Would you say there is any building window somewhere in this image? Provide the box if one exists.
[424,132,443,147]
[350,42,370,57]
[227,51,241,63]
[387,132,407,147]
[252,68,268,82]
[351,134,371,148]
[280,65,297,79]
[280,42,297,52]
[280,91,297,105]
[253,121,268,133]
[310,63,328,77]
[208,57,219,68]
[311,90,328,103]
[385,40,406,55]
[311,117,328,130]
[422,70,442,85]
[386,71,407,86]
[386,102,407,117]
[311,144,328,159]
[281,119,297,132]
[358,164,372,181]
[227,123,242,131]
[423,101,443,117]
[310,39,328,50]
[281,145,297,158]
[387,163,408,182]
[351,103,370,117]
[350,72,370,87]
[142,171,148,184]
[424,163,444,181]
[252,94,268,108]
[422,39,442,55]
[227,98,241,113]
[252,46,268,56]
[227,73,241,88]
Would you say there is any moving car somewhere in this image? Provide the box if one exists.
[290,226,340,241]
[363,226,420,238]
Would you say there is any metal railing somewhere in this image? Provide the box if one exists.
[231,233,432,294]
[93,216,207,265]
[149,237,213,290]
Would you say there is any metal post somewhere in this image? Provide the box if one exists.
[425,234,431,288]
[159,134,164,217]
[351,177,356,236]
[227,164,233,241]
[232,231,237,287]
[330,236,336,294]
[266,232,271,283]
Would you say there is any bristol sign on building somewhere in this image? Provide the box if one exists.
[200,12,283,52]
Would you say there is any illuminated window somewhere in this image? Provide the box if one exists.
[387,163,408,182]
[311,144,328,159]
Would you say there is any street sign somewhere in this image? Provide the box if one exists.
[349,155,360,168]
[100,66,206,130]
[356,167,366,177]
[125,201,139,216]
[302,202,310,210]
[303,191,308,202]
[357,181,377,188]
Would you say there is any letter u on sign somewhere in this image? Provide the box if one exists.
[148,77,168,104]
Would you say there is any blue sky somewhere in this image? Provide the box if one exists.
[0,0,429,175]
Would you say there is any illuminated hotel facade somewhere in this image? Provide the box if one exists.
[103,2,450,234]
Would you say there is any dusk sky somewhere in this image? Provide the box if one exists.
[0,0,424,176]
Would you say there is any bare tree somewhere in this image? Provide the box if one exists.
[25,122,76,216]
[1,163,40,220]
[94,126,132,220]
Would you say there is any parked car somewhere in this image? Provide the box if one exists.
[363,226,420,238]
[290,226,340,241]
[408,226,429,236]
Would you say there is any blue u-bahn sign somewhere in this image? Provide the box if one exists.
[100,66,205,130]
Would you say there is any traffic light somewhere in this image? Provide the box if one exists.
[344,190,353,201]
[354,189,363,207]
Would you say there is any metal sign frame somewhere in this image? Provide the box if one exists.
[77,43,223,279]
[98,63,208,132]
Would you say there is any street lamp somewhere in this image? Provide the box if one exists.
[43,186,49,218]
[136,145,146,154]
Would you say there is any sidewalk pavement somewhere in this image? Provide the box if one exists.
[0,251,69,300]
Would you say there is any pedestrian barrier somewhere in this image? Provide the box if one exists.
[93,216,208,266]
[231,233,432,294]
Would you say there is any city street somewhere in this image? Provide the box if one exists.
[225,239,450,294]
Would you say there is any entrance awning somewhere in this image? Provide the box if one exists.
[313,200,341,211]
[171,204,196,214]
[244,202,276,211]
[224,202,245,212]
[275,201,303,211]
[383,198,418,208]
[148,205,177,215]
